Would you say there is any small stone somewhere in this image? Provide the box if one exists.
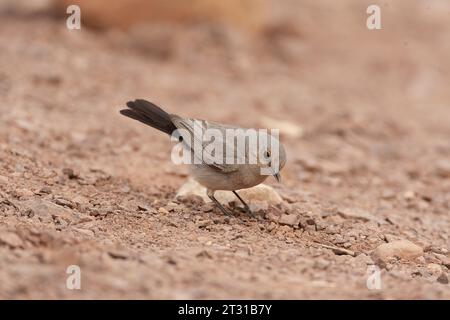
[38,186,52,195]
[166,202,179,212]
[158,207,169,215]
[196,250,213,259]
[0,175,8,184]
[278,214,300,227]
[266,222,277,232]
[372,240,423,264]
[436,273,448,284]
[384,234,402,243]
[108,249,130,260]
[433,253,450,268]
[324,225,339,235]
[54,198,74,208]
[332,234,346,245]
[0,231,24,248]
[21,199,80,225]
[196,219,213,228]
[403,190,415,200]
[315,220,327,231]
[343,242,352,248]
[137,204,151,211]
[62,168,78,179]
[318,243,355,256]
[417,256,426,264]
[385,263,394,271]
[426,263,442,275]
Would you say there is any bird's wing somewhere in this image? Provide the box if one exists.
[170,115,240,173]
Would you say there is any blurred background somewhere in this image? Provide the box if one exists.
[0,0,449,299]
[1,0,449,185]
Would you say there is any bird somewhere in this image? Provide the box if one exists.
[120,99,286,216]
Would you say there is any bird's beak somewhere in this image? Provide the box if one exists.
[274,172,281,183]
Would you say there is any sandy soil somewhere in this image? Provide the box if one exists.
[0,1,449,299]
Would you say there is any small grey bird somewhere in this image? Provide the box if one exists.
[120,99,286,216]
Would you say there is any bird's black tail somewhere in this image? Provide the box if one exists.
[120,99,177,136]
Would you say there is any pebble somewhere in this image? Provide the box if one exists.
[166,202,179,211]
[62,168,78,179]
[384,234,402,243]
[436,273,448,284]
[108,248,131,260]
[372,240,423,263]
[266,222,277,232]
[196,219,213,228]
[21,199,81,224]
[403,190,415,200]
[38,186,52,195]
[137,204,151,211]
[324,225,339,235]
[196,250,213,259]
[426,263,442,275]
[416,256,426,264]
[332,234,346,244]
[158,207,169,215]
[278,214,300,227]
[433,253,450,268]
[54,197,74,208]
[343,242,352,248]
[318,243,355,257]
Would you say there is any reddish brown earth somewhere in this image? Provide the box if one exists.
[0,1,449,299]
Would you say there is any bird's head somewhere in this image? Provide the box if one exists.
[257,133,286,182]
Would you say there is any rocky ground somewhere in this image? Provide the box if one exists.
[0,1,449,299]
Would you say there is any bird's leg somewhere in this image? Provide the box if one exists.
[207,190,232,216]
[232,191,255,218]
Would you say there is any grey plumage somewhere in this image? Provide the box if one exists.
[120,99,287,216]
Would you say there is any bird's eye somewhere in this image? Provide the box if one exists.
[264,151,271,159]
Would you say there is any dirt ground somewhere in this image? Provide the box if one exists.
[0,1,449,299]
